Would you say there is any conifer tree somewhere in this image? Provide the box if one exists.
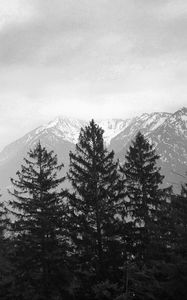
[68,120,124,287]
[0,192,12,299]
[0,192,6,263]
[120,131,171,266]
[172,181,187,258]
[159,179,187,300]
[8,143,70,300]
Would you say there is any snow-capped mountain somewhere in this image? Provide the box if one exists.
[0,117,129,166]
[98,119,132,146]
[109,112,170,154]
[0,116,129,189]
[148,107,187,189]
[36,117,87,144]
[0,108,186,193]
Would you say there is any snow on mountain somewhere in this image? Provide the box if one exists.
[0,108,186,192]
[0,117,85,165]
[97,119,132,145]
[35,117,86,144]
[33,117,129,146]
[139,112,170,132]
[0,117,128,156]
[109,112,171,154]
[161,107,187,137]
[108,108,187,191]
[147,107,187,189]
[0,117,128,187]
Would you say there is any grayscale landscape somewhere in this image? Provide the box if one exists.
[0,107,186,192]
[0,1,186,300]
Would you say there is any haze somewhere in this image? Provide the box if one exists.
[0,0,187,151]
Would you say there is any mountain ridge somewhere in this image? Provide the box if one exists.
[0,107,186,193]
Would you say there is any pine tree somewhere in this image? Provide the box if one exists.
[172,181,187,258]
[0,192,6,269]
[120,131,171,266]
[0,192,13,300]
[8,142,71,300]
[67,120,124,287]
[158,179,187,300]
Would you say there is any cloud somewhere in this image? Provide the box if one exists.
[0,0,36,29]
[0,0,186,73]
[0,0,186,66]
[0,0,186,149]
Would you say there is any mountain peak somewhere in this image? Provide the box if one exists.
[168,107,187,122]
[0,108,186,193]
[97,118,131,145]
[179,106,187,112]
[174,107,187,116]
[42,116,85,130]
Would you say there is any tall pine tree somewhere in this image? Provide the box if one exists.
[8,142,71,300]
[171,180,187,258]
[67,120,124,288]
[0,192,12,300]
[0,192,7,274]
[120,131,171,266]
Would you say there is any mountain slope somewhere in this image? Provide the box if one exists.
[0,108,186,194]
[109,112,170,154]
[112,108,187,190]
[148,107,187,189]
[0,117,127,188]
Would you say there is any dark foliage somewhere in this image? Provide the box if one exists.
[0,125,186,300]
[67,120,124,295]
[120,132,172,266]
[0,192,13,300]
[171,182,187,258]
[8,142,72,300]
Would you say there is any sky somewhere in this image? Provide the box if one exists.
[0,0,187,151]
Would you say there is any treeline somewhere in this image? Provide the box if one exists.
[0,120,187,300]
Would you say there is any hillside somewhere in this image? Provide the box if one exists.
[0,108,186,194]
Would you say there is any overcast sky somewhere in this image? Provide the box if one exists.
[0,0,187,150]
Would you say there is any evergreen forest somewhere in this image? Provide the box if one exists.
[0,120,187,300]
